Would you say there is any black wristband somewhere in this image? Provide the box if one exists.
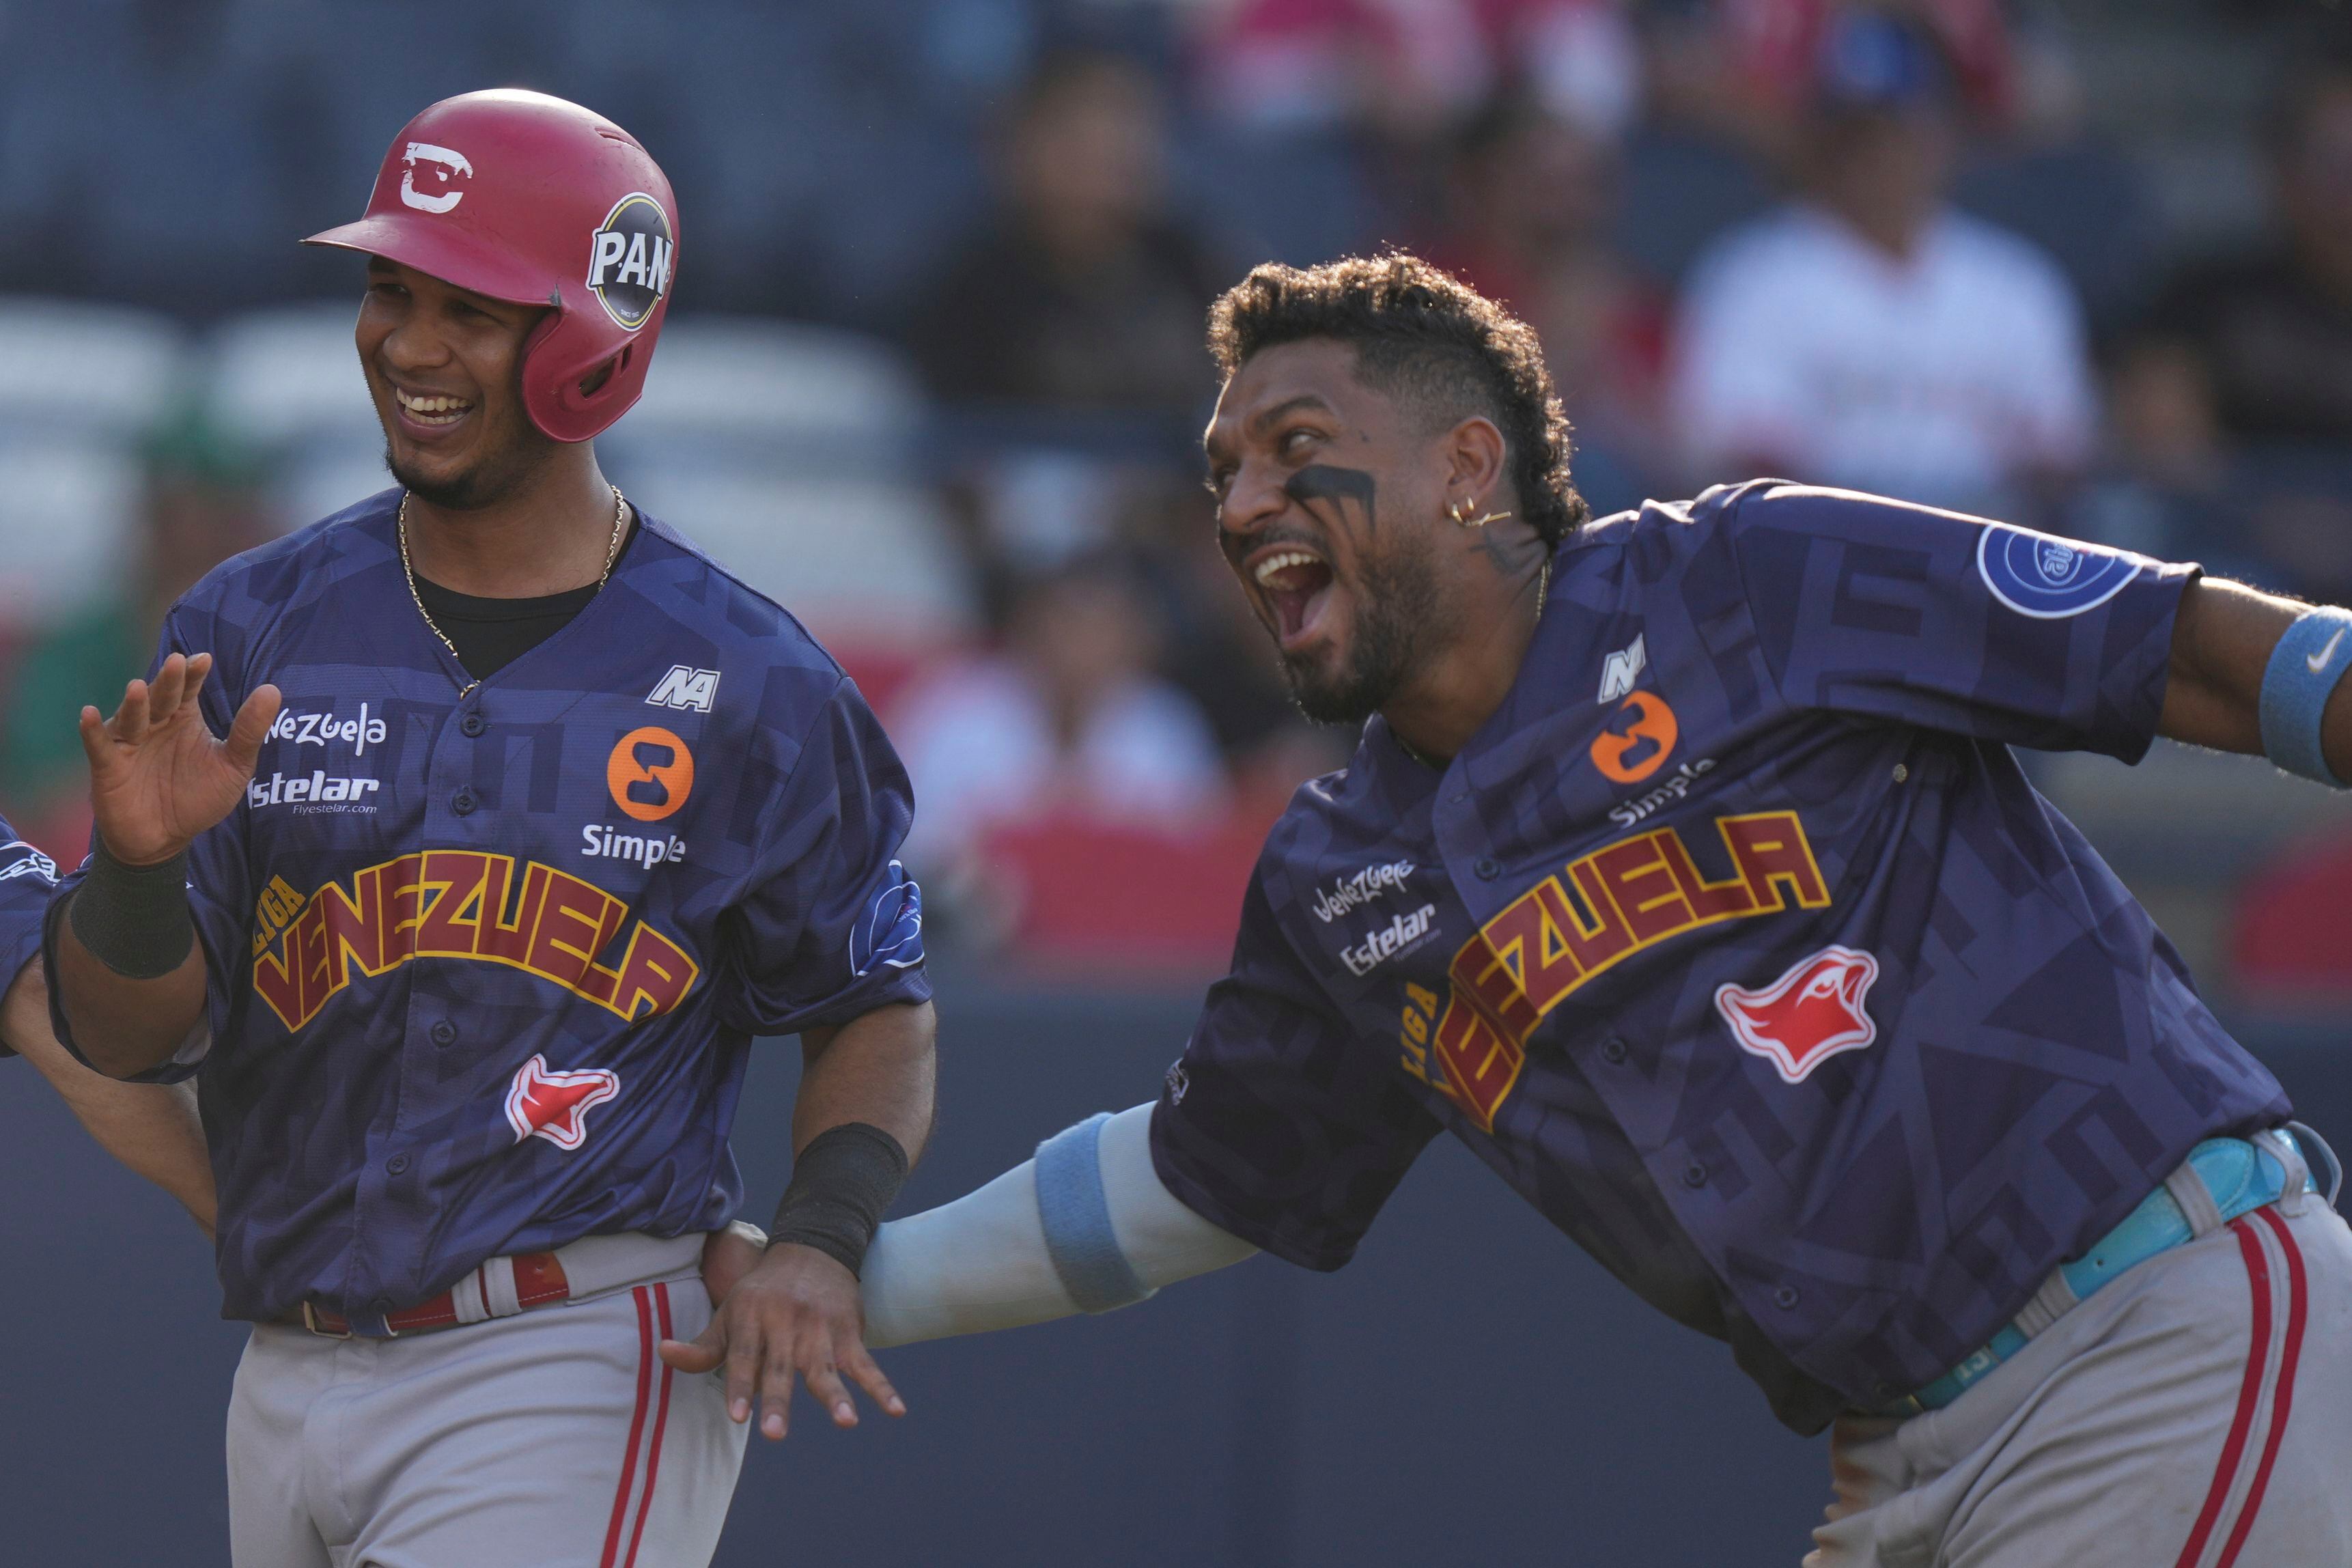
[67,841,195,980]
[769,1122,910,1278]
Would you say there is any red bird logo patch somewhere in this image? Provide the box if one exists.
[503,1054,621,1149]
[1713,945,1880,1084]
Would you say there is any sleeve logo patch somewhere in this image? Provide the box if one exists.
[1975,523,2140,619]
[850,860,925,977]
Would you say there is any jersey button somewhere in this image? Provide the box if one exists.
[460,712,487,738]
[452,788,477,815]
[1774,1285,1801,1310]
[386,1153,410,1175]
[1681,1160,1707,1189]
[1600,1037,1628,1064]
[430,1021,458,1047]
[1473,856,1500,880]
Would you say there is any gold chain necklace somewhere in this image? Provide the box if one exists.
[396,485,628,700]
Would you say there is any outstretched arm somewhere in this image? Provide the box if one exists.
[860,1102,1257,1349]
[5,957,214,1235]
[2160,576,2352,776]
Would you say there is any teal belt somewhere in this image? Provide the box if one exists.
[1886,1132,2310,1417]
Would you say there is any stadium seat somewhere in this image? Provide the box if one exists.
[0,298,188,437]
[975,815,1270,979]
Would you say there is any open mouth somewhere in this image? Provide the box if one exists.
[1251,546,1336,648]
[393,385,475,431]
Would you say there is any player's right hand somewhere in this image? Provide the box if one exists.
[79,652,280,866]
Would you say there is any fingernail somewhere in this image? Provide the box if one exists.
[763,1414,784,1438]
[731,1399,748,1422]
[835,1403,853,1423]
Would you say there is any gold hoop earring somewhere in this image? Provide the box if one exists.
[1448,498,1515,529]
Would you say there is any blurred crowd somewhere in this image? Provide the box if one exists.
[6,0,2352,977]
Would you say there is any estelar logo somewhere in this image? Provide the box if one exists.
[1590,691,1679,785]
[608,727,693,822]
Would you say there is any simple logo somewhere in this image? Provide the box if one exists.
[1976,523,2140,619]
[1590,691,1679,785]
[1715,945,1881,1084]
[1164,1062,1190,1105]
[1311,859,1416,924]
[850,861,925,977]
[1609,759,1715,828]
[0,839,57,885]
[1341,904,1439,978]
[587,192,675,331]
[504,1054,621,1151]
[2310,626,2348,675]
[607,727,693,822]
[1599,633,1647,703]
[581,825,687,869]
[645,666,719,713]
[399,141,473,214]
[268,703,385,756]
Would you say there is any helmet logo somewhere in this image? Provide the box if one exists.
[587,193,675,331]
[399,141,474,214]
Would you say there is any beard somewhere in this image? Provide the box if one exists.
[384,411,552,511]
[1278,533,1442,727]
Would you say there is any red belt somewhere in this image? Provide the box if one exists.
[281,1251,572,1338]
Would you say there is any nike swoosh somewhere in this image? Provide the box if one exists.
[2310,626,2347,674]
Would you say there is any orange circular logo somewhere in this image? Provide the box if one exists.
[1589,691,1679,785]
[607,726,695,822]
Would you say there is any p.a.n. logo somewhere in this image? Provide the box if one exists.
[586,192,674,331]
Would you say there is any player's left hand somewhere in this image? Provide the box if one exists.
[656,1241,906,1440]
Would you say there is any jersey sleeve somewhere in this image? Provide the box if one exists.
[1149,864,1444,1272]
[1717,483,2194,761]
[712,677,932,1036]
[0,815,61,1057]
[40,610,252,1082]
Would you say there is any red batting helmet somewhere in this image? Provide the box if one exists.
[306,89,679,444]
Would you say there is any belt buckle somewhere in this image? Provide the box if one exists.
[300,1302,352,1340]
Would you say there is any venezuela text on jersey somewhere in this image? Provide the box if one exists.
[249,851,699,1032]
[1399,810,1830,1131]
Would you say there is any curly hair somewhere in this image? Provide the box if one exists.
[1207,253,1588,547]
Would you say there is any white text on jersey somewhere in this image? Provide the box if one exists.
[1341,904,1440,977]
[268,702,386,756]
[250,772,382,809]
[582,824,688,869]
[1312,859,1417,924]
[645,667,719,712]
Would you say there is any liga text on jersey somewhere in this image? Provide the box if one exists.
[1401,811,1829,1130]
[251,851,699,1031]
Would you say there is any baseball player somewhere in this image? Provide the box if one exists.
[46,91,935,1566]
[3,817,214,1231]
[837,255,2352,1565]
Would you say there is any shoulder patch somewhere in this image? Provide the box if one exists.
[1975,523,2140,619]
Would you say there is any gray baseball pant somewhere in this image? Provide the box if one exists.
[227,1233,748,1568]
[1805,1165,2352,1567]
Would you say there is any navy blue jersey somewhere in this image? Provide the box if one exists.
[1150,481,2290,1433]
[0,816,59,1031]
[43,490,930,1332]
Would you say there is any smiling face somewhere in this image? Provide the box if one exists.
[1203,338,1465,725]
[356,257,555,509]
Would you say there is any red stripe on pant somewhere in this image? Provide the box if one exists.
[600,1287,657,1568]
[2174,1218,2276,1568]
[621,1283,680,1568]
[2214,1207,2310,1568]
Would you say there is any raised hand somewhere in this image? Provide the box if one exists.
[79,652,281,867]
